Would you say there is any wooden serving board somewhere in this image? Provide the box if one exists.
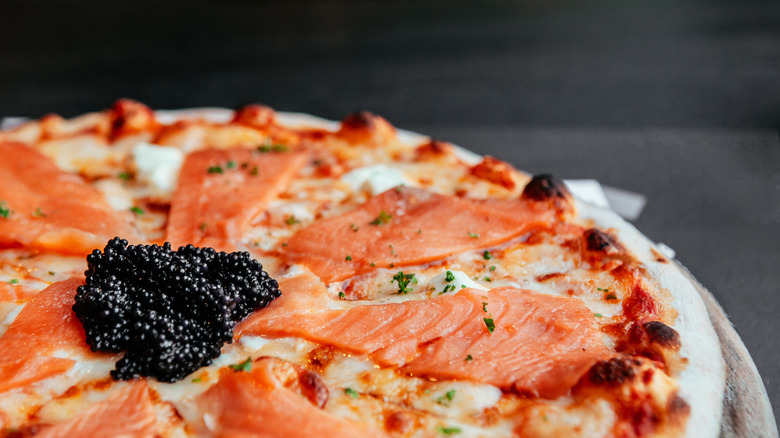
[676,263,778,437]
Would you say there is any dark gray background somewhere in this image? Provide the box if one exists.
[2,0,779,427]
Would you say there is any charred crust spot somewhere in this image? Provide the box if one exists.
[384,411,415,434]
[107,99,158,139]
[521,174,572,213]
[298,369,329,409]
[232,104,276,128]
[337,111,395,144]
[643,321,681,350]
[470,156,517,190]
[521,174,569,201]
[341,111,379,130]
[667,393,691,416]
[414,139,454,161]
[588,357,640,386]
[583,228,622,255]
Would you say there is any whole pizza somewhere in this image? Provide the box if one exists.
[0,100,725,437]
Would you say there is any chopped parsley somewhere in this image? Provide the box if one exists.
[207,165,224,174]
[482,301,488,312]
[118,172,132,180]
[605,293,618,300]
[483,277,492,282]
[482,251,492,260]
[199,222,208,231]
[468,232,479,239]
[228,357,252,372]
[8,279,19,284]
[338,291,346,299]
[597,287,609,292]
[391,271,416,294]
[257,143,289,153]
[436,425,462,435]
[350,223,359,232]
[483,317,495,333]
[489,265,496,272]
[285,215,300,226]
[369,210,392,225]
[0,201,10,219]
[417,229,422,234]
[249,166,259,176]
[129,206,144,215]
[594,313,603,318]
[465,354,473,361]
[345,255,352,261]
[48,271,55,276]
[440,284,456,294]
[389,244,396,255]
[32,207,46,218]
[191,377,203,383]
[444,271,455,282]
[369,262,376,267]
[226,160,237,170]
[435,389,456,405]
[344,387,359,398]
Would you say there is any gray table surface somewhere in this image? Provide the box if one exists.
[2,0,779,429]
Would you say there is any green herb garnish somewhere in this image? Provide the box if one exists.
[118,172,131,180]
[468,232,479,239]
[207,165,224,174]
[369,210,392,225]
[594,313,603,318]
[350,223,359,232]
[465,354,473,361]
[129,206,144,215]
[285,215,300,226]
[32,207,46,218]
[0,201,11,219]
[226,161,237,169]
[436,425,462,435]
[338,291,346,299]
[444,271,455,282]
[482,251,492,260]
[345,255,352,261]
[391,271,416,294]
[605,293,618,300]
[483,317,495,333]
[344,387,359,398]
[228,357,252,372]
[436,389,456,405]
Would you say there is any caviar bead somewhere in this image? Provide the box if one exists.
[73,237,280,383]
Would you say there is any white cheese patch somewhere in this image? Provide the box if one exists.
[341,164,408,195]
[132,142,184,198]
[427,270,488,295]
[93,178,134,211]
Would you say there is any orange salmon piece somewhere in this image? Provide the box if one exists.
[166,148,308,250]
[195,357,386,438]
[239,287,609,399]
[36,381,156,438]
[284,187,557,283]
[0,278,95,393]
[0,142,137,255]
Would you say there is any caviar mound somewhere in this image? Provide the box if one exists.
[73,237,280,383]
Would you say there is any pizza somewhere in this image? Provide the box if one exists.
[0,100,726,437]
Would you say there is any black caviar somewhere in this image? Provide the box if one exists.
[73,237,280,383]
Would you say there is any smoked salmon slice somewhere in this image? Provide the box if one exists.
[0,278,98,393]
[36,381,157,438]
[238,286,610,399]
[284,187,558,283]
[166,148,308,250]
[194,357,386,438]
[0,142,138,254]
